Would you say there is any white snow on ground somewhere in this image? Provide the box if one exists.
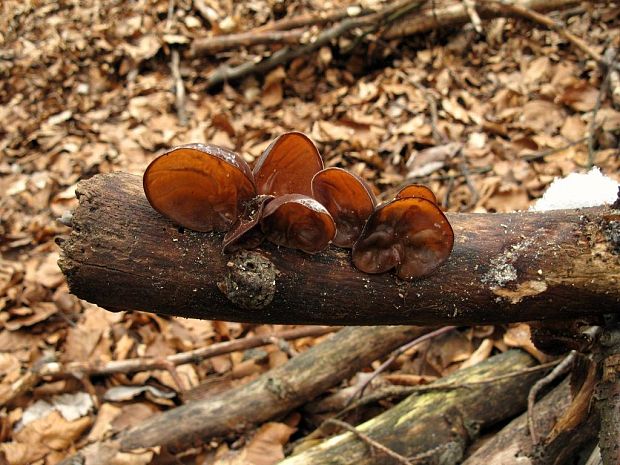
[531,167,619,212]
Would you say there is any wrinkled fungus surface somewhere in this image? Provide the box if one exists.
[352,197,454,279]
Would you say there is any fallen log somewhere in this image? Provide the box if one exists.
[58,325,431,462]
[58,173,620,325]
[278,350,542,465]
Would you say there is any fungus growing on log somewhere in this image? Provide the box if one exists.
[395,183,438,205]
[253,131,324,197]
[312,167,377,248]
[143,144,255,232]
[142,134,454,277]
[352,197,454,279]
[260,194,336,253]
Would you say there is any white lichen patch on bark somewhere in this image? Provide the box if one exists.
[481,237,535,288]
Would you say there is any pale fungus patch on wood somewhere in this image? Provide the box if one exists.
[217,250,278,310]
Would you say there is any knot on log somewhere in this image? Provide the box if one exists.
[217,250,277,310]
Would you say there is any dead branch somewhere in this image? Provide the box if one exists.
[58,173,620,326]
[254,4,374,33]
[204,0,425,88]
[463,379,599,465]
[0,325,338,406]
[383,0,589,39]
[59,325,431,462]
[191,28,305,56]
[279,350,543,465]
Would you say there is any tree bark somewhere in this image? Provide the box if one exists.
[278,350,541,465]
[58,173,620,325]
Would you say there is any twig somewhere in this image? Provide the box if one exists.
[0,325,339,406]
[481,1,619,72]
[588,47,616,167]
[462,0,482,33]
[343,358,562,414]
[527,350,576,444]
[347,326,454,404]
[521,136,589,162]
[191,28,305,55]
[458,148,479,211]
[255,4,374,32]
[324,418,412,465]
[170,49,187,126]
[205,0,425,88]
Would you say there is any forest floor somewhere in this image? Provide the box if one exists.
[0,0,619,464]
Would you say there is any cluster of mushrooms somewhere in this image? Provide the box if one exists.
[143,132,454,280]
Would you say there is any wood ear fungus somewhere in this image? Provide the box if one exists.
[260,194,336,253]
[395,184,438,205]
[352,197,454,280]
[253,131,324,197]
[312,167,377,248]
[143,144,255,232]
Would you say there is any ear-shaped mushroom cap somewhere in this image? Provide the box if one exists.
[143,144,256,232]
[352,197,454,279]
[253,132,324,197]
[312,168,377,248]
[261,194,336,253]
[395,184,438,205]
[222,195,273,253]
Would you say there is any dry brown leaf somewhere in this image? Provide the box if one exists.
[503,323,548,363]
[214,422,296,465]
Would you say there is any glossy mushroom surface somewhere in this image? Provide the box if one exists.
[253,132,324,197]
[312,168,377,248]
[222,195,273,253]
[143,144,256,232]
[395,184,438,205]
[261,194,336,253]
[352,197,454,279]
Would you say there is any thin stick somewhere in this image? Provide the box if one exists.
[335,358,563,420]
[527,350,576,444]
[255,4,374,32]
[325,418,412,465]
[347,326,454,404]
[587,48,615,168]
[521,136,589,162]
[170,49,187,126]
[462,0,482,33]
[1,326,340,405]
[191,28,305,56]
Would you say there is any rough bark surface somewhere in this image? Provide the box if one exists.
[278,350,541,465]
[58,173,620,325]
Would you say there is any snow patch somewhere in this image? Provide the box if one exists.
[532,167,619,212]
